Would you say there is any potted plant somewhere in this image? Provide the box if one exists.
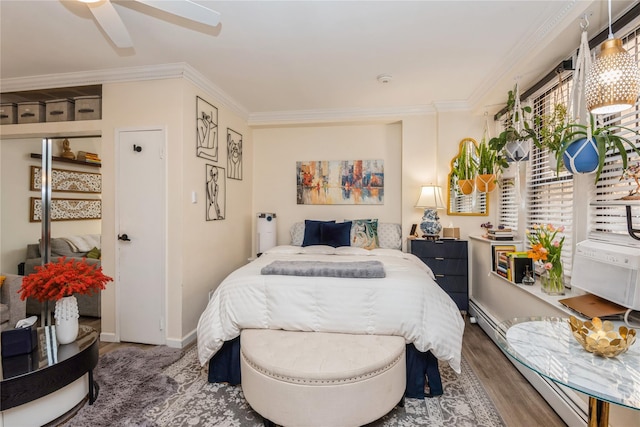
[475,138,504,192]
[453,145,476,195]
[533,103,567,172]
[489,86,539,163]
[557,114,640,183]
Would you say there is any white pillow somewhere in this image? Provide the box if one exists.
[264,245,304,255]
[369,248,407,258]
[301,245,336,255]
[290,222,305,246]
[377,223,402,250]
[334,246,371,256]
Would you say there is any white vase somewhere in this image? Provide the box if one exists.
[55,296,79,345]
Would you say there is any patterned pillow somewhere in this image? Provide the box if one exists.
[350,219,379,250]
[377,223,402,250]
[290,222,305,246]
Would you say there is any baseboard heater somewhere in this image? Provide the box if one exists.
[469,299,589,427]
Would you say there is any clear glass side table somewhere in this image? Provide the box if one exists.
[495,317,640,427]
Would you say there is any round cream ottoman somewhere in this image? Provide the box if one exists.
[240,329,406,427]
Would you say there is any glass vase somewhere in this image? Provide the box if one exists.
[540,262,565,295]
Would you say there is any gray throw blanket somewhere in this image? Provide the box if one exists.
[261,260,386,278]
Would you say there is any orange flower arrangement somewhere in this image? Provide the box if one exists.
[526,223,565,267]
[19,257,113,302]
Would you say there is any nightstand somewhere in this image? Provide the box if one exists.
[409,239,469,312]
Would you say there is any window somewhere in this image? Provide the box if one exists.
[497,178,517,230]
[526,78,575,272]
[589,25,640,246]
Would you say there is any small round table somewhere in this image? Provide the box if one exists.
[495,317,640,427]
[1,325,99,422]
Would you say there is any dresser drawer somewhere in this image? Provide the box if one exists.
[410,240,467,259]
[422,257,468,276]
[432,275,467,293]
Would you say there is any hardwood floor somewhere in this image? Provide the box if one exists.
[462,316,566,427]
[80,316,566,426]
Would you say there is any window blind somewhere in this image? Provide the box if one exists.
[526,78,575,273]
[497,178,518,230]
[588,25,640,246]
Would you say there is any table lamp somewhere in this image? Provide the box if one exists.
[415,185,445,238]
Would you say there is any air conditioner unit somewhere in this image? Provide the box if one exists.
[571,240,640,311]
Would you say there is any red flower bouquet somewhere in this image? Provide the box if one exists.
[19,257,113,302]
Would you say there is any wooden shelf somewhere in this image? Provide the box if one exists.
[30,153,101,168]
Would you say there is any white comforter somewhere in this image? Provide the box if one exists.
[197,245,465,373]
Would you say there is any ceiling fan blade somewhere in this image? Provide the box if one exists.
[135,0,221,27]
[87,0,133,48]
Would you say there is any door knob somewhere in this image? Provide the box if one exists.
[118,234,131,241]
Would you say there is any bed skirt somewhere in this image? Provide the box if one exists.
[207,336,442,399]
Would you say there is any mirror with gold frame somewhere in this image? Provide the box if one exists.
[447,138,488,216]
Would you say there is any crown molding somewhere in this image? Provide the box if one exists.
[248,104,438,127]
[0,63,250,120]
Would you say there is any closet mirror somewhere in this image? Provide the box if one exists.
[447,138,488,216]
[0,135,102,317]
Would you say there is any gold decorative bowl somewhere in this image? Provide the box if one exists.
[568,316,636,358]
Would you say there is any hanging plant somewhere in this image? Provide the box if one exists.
[489,85,539,162]
[558,114,640,183]
[533,102,567,172]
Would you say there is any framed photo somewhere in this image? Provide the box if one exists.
[30,166,102,193]
[410,224,418,237]
[30,197,101,222]
[196,96,218,162]
[205,164,226,221]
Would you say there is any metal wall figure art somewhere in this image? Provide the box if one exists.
[196,96,219,162]
[227,128,243,180]
[206,164,226,221]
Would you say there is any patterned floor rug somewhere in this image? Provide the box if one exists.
[145,346,506,427]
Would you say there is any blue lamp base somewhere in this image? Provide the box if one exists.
[419,208,442,238]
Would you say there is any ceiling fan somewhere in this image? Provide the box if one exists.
[79,0,221,48]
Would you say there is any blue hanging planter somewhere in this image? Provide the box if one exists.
[562,138,599,174]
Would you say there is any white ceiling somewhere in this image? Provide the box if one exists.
[0,1,636,122]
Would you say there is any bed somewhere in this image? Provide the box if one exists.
[196,221,465,398]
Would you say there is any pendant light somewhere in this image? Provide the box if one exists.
[585,0,640,115]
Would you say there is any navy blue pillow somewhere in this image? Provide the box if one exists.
[320,221,352,247]
[302,220,336,246]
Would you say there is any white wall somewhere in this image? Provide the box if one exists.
[100,77,252,343]
[252,112,491,252]
[253,122,402,250]
[0,137,101,274]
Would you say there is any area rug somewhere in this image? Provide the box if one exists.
[63,346,184,427]
[66,345,506,427]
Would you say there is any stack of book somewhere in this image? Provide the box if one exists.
[77,151,101,164]
[496,251,510,279]
[486,228,515,240]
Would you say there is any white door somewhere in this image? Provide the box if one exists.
[117,128,165,344]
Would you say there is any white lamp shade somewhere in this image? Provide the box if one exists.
[415,185,445,209]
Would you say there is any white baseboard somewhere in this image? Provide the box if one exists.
[469,299,589,427]
[166,328,197,349]
[100,332,117,342]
